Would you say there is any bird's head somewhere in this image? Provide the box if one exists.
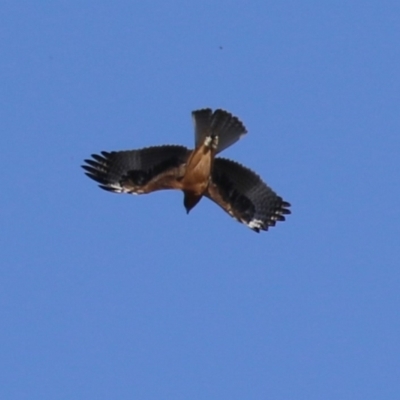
[183,192,201,214]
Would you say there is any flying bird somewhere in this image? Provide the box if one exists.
[82,108,290,232]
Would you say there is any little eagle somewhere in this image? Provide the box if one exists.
[82,108,290,233]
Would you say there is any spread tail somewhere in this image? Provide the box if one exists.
[192,108,247,154]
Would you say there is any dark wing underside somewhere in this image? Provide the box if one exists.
[206,157,291,232]
[82,145,190,194]
[192,108,247,154]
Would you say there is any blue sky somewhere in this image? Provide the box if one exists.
[1,1,399,399]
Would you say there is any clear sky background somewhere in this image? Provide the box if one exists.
[1,2,399,399]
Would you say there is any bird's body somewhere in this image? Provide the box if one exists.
[82,108,290,232]
[181,134,218,212]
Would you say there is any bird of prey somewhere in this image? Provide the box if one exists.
[82,108,290,232]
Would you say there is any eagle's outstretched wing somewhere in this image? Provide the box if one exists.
[205,157,291,232]
[192,109,247,154]
[82,145,190,194]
